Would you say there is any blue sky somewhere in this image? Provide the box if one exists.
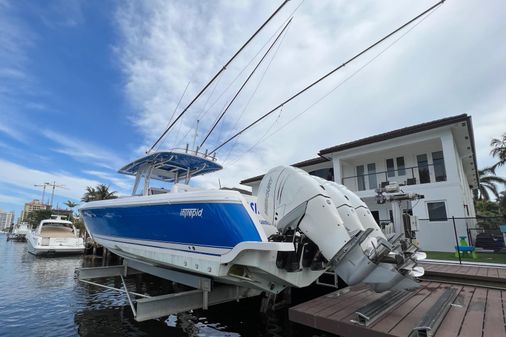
[1,0,505,220]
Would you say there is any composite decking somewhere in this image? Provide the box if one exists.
[289,262,506,337]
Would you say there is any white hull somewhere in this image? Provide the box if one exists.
[94,234,322,293]
[27,241,84,256]
[26,217,85,257]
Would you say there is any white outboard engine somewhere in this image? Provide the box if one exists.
[257,166,425,292]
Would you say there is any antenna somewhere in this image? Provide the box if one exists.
[192,119,200,152]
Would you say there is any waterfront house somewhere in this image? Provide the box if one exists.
[241,114,478,252]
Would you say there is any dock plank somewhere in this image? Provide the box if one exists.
[498,268,506,279]
[476,267,489,277]
[433,286,475,337]
[487,268,499,278]
[369,285,431,333]
[388,284,460,337]
[313,288,371,319]
[483,289,506,337]
[458,287,487,337]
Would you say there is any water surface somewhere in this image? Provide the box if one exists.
[0,234,329,337]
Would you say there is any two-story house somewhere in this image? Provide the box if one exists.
[240,114,478,252]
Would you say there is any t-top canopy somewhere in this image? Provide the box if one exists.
[118,150,223,182]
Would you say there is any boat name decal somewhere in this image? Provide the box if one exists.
[180,208,204,218]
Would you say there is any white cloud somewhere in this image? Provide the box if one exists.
[0,158,100,201]
[42,129,126,170]
[0,193,25,206]
[82,170,132,192]
[115,0,506,187]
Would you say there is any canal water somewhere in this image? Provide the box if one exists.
[0,234,332,337]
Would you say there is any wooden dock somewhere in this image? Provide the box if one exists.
[289,262,506,337]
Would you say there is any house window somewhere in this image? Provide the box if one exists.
[432,151,446,182]
[417,154,430,184]
[356,165,365,191]
[309,168,334,181]
[396,157,405,176]
[367,163,377,190]
[427,201,447,221]
[371,210,380,224]
[386,159,395,177]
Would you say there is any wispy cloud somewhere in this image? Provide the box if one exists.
[115,0,506,188]
[0,158,101,201]
[0,193,25,206]
[83,170,132,192]
[42,129,125,170]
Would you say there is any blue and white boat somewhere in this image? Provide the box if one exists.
[80,148,425,294]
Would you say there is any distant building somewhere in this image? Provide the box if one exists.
[0,209,15,231]
[241,114,478,252]
[20,199,50,222]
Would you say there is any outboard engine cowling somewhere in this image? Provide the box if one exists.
[258,166,425,292]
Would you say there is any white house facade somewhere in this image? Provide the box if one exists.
[241,114,479,252]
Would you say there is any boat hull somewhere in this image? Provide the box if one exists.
[80,191,327,293]
[26,233,85,256]
[80,196,264,257]
[26,241,84,256]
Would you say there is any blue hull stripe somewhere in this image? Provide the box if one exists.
[81,202,262,248]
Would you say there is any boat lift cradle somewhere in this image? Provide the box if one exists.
[76,257,261,322]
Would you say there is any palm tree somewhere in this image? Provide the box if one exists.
[476,167,506,201]
[81,184,118,202]
[490,133,506,172]
[64,200,78,209]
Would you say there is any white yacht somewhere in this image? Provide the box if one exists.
[26,215,85,256]
[7,222,30,241]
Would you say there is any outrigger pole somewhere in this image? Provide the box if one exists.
[199,17,293,149]
[209,0,446,155]
[148,0,291,153]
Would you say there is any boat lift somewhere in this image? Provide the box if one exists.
[76,258,261,321]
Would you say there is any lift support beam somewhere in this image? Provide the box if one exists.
[76,258,261,322]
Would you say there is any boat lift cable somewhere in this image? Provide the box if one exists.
[199,18,293,149]
[209,0,446,156]
[224,3,443,165]
[155,81,191,151]
[148,0,291,153]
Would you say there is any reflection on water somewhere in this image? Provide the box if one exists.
[0,234,329,337]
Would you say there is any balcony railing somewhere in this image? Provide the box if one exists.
[341,163,447,192]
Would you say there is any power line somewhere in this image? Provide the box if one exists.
[148,0,291,153]
[209,0,446,156]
